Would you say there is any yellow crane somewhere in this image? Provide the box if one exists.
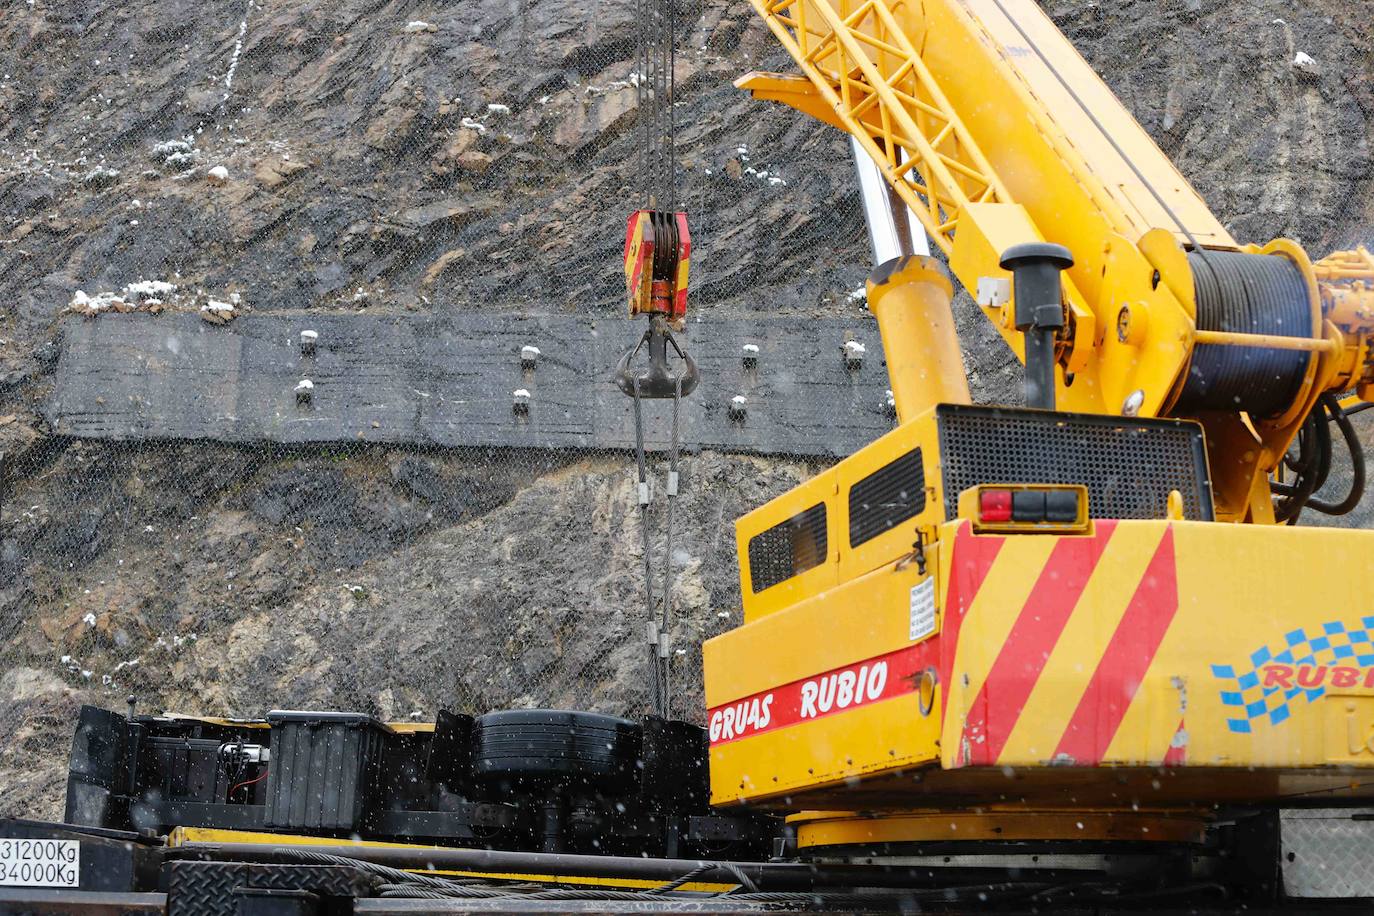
[702,0,1374,856]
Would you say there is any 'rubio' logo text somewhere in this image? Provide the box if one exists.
[1260,664,1374,690]
[708,644,927,745]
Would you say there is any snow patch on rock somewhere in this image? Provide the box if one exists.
[1292,51,1320,77]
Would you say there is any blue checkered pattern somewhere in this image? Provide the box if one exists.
[1211,617,1374,734]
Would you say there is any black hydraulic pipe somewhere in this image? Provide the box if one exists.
[1023,325,1057,410]
[1308,393,1368,516]
[1000,243,1074,410]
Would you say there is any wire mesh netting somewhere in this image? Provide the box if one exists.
[0,0,1372,821]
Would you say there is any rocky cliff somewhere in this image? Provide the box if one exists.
[1,0,1372,819]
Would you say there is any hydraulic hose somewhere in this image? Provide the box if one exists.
[1272,404,1330,524]
[1307,394,1368,515]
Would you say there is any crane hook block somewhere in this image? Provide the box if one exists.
[625,210,691,328]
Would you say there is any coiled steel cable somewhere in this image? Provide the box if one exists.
[1178,251,1312,418]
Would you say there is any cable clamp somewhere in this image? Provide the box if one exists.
[646,620,660,645]
[638,481,650,506]
[658,632,671,658]
[666,470,679,497]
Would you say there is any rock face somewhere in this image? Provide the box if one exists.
[1,0,1372,820]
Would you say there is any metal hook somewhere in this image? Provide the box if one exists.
[614,314,700,399]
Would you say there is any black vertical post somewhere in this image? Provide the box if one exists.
[999,243,1074,410]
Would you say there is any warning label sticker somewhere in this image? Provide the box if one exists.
[909,576,936,641]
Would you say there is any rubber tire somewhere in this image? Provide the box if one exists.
[471,710,640,794]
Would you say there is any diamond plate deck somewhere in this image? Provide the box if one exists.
[1280,807,1374,898]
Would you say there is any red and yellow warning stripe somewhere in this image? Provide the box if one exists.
[941,520,1182,767]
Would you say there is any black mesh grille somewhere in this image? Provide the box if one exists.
[747,504,827,593]
[849,448,926,547]
[936,405,1214,521]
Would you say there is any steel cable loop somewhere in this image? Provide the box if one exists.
[525,887,683,900]
[264,848,511,897]
[1178,251,1311,418]
[194,849,1124,907]
[630,369,684,718]
[377,883,518,900]
[377,884,454,899]
[719,861,760,893]
[645,862,712,894]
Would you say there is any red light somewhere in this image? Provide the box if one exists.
[979,489,1013,522]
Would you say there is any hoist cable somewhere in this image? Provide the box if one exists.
[629,376,684,719]
[667,0,677,212]
[659,375,682,713]
[631,378,664,716]
[636,0,648,208]
[635,0,676,210]
[628,0,683,719]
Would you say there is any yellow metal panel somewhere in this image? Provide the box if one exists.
[735,467,839,622]
[834,417,941,584]
[994,524,1159,762]
[928,520,1374,770]
[705,546,939,707]
[1099,522,1374,767]
[791,809,1207,846]
[710,693,939,806]
[1323,695,1374,765]
[1094,233,1195,419]
[714,516,1374,808]
[947,201,1037,367]
[954,0,1232,247]
[940,535,1059,762]
[949,201,1100,382]
[736,408,949,622]
[734,71,846,133]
